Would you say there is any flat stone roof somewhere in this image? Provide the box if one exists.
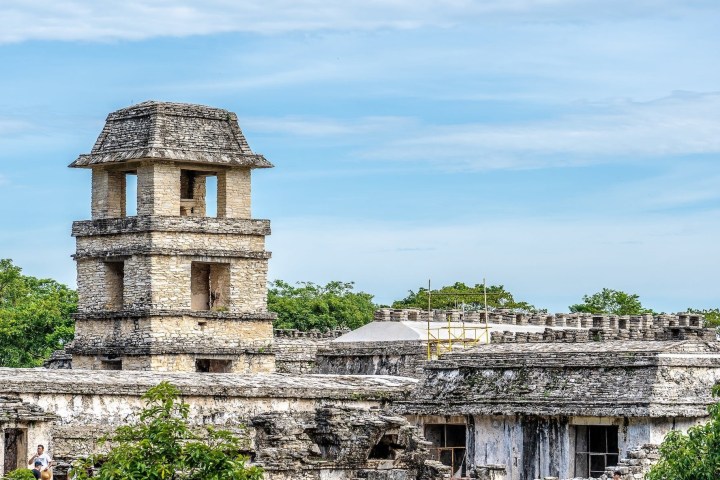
[400,340,720,418]
[70,101,273,169]
[0,368,417,400]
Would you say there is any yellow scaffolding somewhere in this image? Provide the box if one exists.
[425,277,492,360]
[426,319,490,360]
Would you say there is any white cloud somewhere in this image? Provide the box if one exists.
[0,0,716,43]
[363,92,720,170]
[246,115,415,137]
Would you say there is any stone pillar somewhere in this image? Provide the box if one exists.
[137,162,180,216]
[91,168,126,219]
[218,168,251,218]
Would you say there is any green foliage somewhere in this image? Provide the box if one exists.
[646,384,720,480]
[569,288,653,315]
[268,280,375,331]
[2,469,37,480]
[687,308,720,327]
[70,382,262,480]
[0,259,77,367]
[392,282,539,312]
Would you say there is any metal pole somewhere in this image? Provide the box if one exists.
[484,277,489,343]
[427,279,431,359]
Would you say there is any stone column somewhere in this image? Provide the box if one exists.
[218,168,251,218]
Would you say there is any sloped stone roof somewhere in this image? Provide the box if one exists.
[70,101,273,168]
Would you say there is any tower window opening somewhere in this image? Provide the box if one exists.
[191,262,229,311]
[125,172,137,216]
[105,261,125,310]
[180,170,216,217]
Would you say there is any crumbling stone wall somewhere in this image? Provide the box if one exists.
[252,405,444,479]
[317,342,426,377]
[274,329,347,374]
[0,368,437,479]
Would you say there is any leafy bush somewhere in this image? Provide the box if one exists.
[70,382,262,480]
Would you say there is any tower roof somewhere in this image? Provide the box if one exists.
[70,101,273,169]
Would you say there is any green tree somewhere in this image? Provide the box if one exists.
[687,308,720,328]
[70,382,262,480]
[268,280,375,331]
[2,469,37,480]
[0,259,77,367]
[646,384,720,480]
[392,282,539,312]
[569,288,653,315]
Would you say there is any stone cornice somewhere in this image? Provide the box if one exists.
[72,216,271,237]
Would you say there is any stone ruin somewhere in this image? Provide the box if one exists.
[2,101,720,480]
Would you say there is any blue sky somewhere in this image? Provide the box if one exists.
[0,1,718,312]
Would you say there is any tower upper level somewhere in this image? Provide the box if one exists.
[72,101,272,220]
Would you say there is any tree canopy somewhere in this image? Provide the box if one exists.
[569,288,654,316]
[70,382,263,480]
[392,282,539,312]
[646,384,720,480]
[0,259,77,367]
[687,308,720,328]
[268,280,375,331]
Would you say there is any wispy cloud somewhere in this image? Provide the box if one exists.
[1,0,717,43]
[0,117,34,137]
[362,91,720,171]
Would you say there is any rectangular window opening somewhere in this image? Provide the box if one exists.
[101,357,122,371]
[424,424,466,478]
[125,172,137,217]
[191,262,229,311]
[104,261,125,310]
[206,174,217,217]
[180,170,216,217]
[196,359,232,373]
[574,425,619,478]
[3,428,28,473]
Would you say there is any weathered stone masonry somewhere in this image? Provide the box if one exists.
[67,101,276,373]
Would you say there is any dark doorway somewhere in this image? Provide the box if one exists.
[3,428,27,473]
[574,425,619,478]
[196,359,232,373]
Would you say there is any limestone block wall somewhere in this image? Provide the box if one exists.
[71,315,274,356]
[91,168,126,219]
[218,168,251,218]
[76,257,152,311]
[137,162,180,216]
[147,256,268,312]
[273,329,348,374]
[316,341,426,377]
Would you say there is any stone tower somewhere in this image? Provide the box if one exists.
[67,101,276,373]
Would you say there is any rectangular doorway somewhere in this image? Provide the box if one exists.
[3,428,27,473]
[574,425,619,478]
